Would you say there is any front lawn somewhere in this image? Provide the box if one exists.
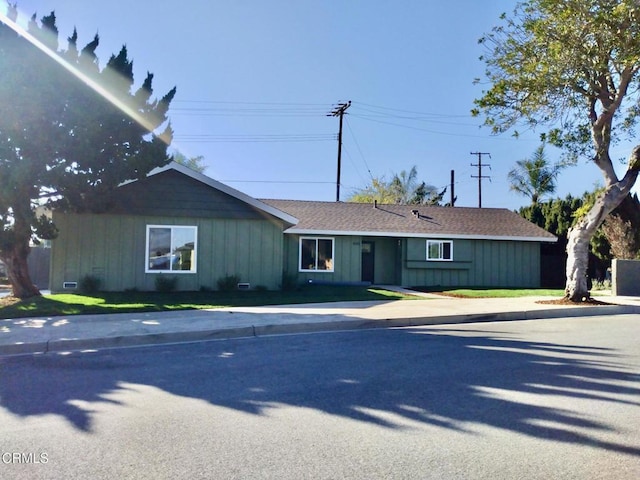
[0,286,576,319]
[434,288,565,298]
[0,286,415,319]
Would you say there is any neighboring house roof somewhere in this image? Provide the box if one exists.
[262,199,557,242]
[145,162,298,225]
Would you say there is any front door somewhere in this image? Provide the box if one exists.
[361,241,375,283]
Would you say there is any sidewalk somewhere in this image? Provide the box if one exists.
[1,289,639,356]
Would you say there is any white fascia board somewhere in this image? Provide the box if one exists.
[147,162,298,225]
[284,228,557,243]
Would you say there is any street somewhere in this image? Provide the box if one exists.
[1,314,639,479]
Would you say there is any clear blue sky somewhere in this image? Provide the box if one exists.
[13,1,625,210]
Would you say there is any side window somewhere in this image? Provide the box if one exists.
[299,237,334,272]
[426,240,453,261]
[146,225,197,273]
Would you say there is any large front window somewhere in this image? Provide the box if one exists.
[146,225,197,273]
[426,240,453,261]
[300,237,334,272]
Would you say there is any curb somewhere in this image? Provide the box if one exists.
[1,304,637,356]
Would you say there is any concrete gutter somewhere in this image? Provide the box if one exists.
[1,293,639,356]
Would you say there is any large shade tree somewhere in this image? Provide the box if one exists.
[473,0,640,301]
[0,6,175,298]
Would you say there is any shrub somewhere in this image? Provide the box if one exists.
[155,275,178,293]
[592,279,611,291]
[281,273,299,291]
[217,274,241,292]
[79,274,101,294]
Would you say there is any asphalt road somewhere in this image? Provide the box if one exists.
[1,314,639,479]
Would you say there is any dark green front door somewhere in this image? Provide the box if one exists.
[361,241,375,283]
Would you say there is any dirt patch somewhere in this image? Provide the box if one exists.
[537,297,612,306]
[422,291,615,306]
[0,295,21,307]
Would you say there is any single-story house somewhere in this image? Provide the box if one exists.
[49,162,557,292]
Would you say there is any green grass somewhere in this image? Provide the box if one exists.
[0,286,415,319]
[0,286,571,319]
[437,288,565,298]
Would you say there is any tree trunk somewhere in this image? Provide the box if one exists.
[0,199,41,299]
[565,219,596,301]
[565,146,640,301]
[1,242,41,299]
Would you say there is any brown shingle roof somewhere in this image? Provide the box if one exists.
[262,200,557,242]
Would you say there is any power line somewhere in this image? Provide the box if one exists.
[349,113,498,139]
[352,101,472,119]
[173,133,335,143]
[167,99,534,144]
[171,100,330,117]
[341,144,370,187]
[174,100,330,106]
[352,111,481,127]
[221,179,335,184]
[171,109,326,117]
[345,117,374,181]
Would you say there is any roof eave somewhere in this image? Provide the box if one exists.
[284,228,557,243]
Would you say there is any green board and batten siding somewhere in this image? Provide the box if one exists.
[51,214,284,292]
[50,169,287,292]
[280,234,540,288]
[402,237,540,288]
[282,235,361,284]
[282,235,400,285]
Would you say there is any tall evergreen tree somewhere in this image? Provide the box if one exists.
[0,7,175,297]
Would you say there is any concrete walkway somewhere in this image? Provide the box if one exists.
[1,289,639,356]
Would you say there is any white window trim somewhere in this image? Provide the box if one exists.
[299,236,335,272]
[145,225,198,274]
[426,239,453,262]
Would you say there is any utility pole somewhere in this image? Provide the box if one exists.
[328,101,351,202]
[450,169,455,207]
[470,152,491,208]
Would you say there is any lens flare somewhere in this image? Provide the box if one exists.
[0,9,170,143]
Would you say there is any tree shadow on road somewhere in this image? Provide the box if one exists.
[1,323,639,457]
